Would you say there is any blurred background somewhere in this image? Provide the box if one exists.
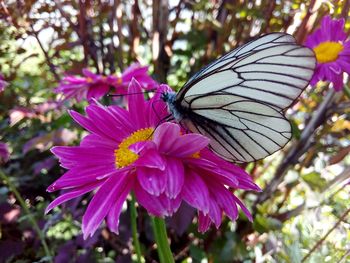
[0,0,350,262]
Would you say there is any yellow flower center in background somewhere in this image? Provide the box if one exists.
[86,77,94,83]
[313,41,344,63]
[114,128,154,168]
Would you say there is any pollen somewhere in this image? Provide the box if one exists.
[313,41,344,63]
[191,152,201,159]
[114,128,154,168]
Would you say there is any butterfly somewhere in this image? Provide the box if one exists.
[161,33,316,163]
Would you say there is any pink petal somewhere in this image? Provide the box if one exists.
[80,134,117,149]
[69,110,104,136]
[134,182,164,217]
[47,165,116,191]
[153,123,180,153]
[86,83,110,100]
[82,170,132,239]
[207,197,222,228]
[127,79,146,129]
[85,105,129,140]
[164,157,184,199]
[45,182,102,214]
[167,133,210,158]
[82,68,98,79]
[134,148,166,170]
[106,179,133,234]
[51,146,115,169]
[135,182,182,217]
[129,141,156,154]
[198,212,211,232]
[209,182,238,221]
[232,195,253,221]
[108,105,135,130]
[182,170,210,214]
[137,167,167,196]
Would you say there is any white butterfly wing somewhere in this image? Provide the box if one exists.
[182,97,291,162]
[177,33,315,162]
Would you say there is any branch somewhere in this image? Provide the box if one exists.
[115,0,124,71]
[130,0,141,61]
[107,0,117,73]
[302,207,350,262]
[30,25,60,82]
[152,0,170,82]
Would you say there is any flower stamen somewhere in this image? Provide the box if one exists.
[115,128,154,168]
[313,41,344,63]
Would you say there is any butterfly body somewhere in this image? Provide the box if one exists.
[163,33,316,163]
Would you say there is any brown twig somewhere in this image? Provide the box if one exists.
[168,0,184,46]
[294,0,318,43]
[302,207,350,262]
[130,0,141,61]
[107,0,117,73]
[152,0,170,82]
[258,1,276,34]
[30,25,60,82]
[337,248,350,263]
[115,0,124,71]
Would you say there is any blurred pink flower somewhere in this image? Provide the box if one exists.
[33,157,56,175]
[33,101,62,114]
[0,74,8,92]
[113,63,158,94]
[9,102,62,126]
[23,128,77,154]
[305,16,350,91]
[55,63,157,102]
[47,80,259,238]
[9,107,37,126]
[0,142,9,163]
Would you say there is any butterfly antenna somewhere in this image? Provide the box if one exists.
[107,89,163,97]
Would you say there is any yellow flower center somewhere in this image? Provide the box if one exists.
[86,77,94,83]
[117,77,123,84]
[313,41,344,63]
[191,152,200,159]
[114,128,154,168]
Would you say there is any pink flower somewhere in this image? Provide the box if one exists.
[47,80,259,238]
[0,142,9,163]
[23,128,77,154]
[113,63,158,94]
[55,69,118,102]
[305,16,350,91]
[0,74,8,92]
[33,157,56,175]
[55,63,157,102]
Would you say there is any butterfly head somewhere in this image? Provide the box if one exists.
[161,91,183,121]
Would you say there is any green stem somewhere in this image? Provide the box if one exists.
[130,193,143,263]
[151,217,174,263]
[0,169,53,262]
[343,84,350,99]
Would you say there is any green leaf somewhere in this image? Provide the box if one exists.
[290,119,301,140]
[253,214,283,233]
[189,245,206,262]
[301,172,327,191]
